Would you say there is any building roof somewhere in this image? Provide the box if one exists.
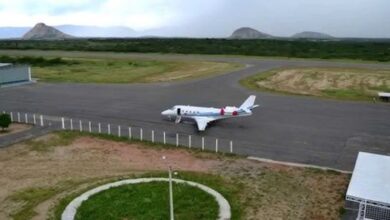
[346,152,390,206]
[378,92,390,97]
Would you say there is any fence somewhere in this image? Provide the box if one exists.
[1,110,235,154]
[357,201,390,220]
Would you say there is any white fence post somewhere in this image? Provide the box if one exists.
[140,128,143,141]
[163,132,166,144]
[25,113,28,123]
[176,133,179,146]
[79,120,82,132]
[118,125,121,137]
[89,121,92,133]
[61,117,65,129]
[230,141,233,153]
[188,135,191,148]
[40,115,44,126]
[128,127,132,139]
[17,112,20,122]
[10,112,13,122]
[33,114,36,125]
[98,123,101,133]
[70,119,73,130]
[108,124,111,135]
[152,130,154,143]
[202,137,205,151]
[215,138,218,153]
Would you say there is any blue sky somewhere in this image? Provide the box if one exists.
[0,0,388,37]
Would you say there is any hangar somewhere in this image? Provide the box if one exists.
[0,63,32,87]
[346,152,390,220]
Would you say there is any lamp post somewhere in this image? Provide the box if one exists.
[162,156,175,220]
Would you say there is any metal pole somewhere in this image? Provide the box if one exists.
[188,135,191,148]
[140,128,143,141]
[17,112,20,122]
[169,166,174,220]
[215,139,218,153]
[202,137,205,151]
[98,123,101,133]
[176,133,179,146]
[70,119,73,130]
[108,124,111,135]
[33,114,36,125]
[61,117,65,129]
[152,130,154,143]
[25,113,28,123]
[10,112,13,122]
[89,121,91,133]
[163,132,166,144]
[118,125,121,137]
[129,127,132,139]
[230,141,233,153]
[40,115,43,126]
[79,120,82,132]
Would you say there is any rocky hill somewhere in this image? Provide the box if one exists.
[230,27,272,39]
[22,23,73,40]
[292,31,334,39]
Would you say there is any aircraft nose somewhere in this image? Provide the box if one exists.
[161,109,171,116]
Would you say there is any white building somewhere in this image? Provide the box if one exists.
[0,63,32,87]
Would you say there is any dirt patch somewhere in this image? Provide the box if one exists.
[0,123,32,137]
[0,133,349,220]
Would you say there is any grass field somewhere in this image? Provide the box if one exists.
[0,54,241,83]
[241,67,390,101]
[75,182,218,220]
[0,131,350,220]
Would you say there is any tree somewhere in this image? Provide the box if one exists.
[0,113,11,131]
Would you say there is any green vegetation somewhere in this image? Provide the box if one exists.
[0,38,389,61]
[240,67,390,101]
[75,182,218,220]
[26,131,78,152]
[0,55,77,67]
[0,113,11,131]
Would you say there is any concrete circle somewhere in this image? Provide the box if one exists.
[61,178,231,220]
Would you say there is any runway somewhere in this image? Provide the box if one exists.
[1,53,389,171]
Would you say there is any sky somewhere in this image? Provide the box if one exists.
[0,0,388,38]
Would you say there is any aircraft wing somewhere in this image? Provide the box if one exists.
[193,117,216,131]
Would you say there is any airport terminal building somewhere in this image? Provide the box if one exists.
[0,63,32,87]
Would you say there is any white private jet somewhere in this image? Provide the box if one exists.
[161,95,259,131]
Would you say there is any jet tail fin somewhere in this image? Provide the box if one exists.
[239,95,258,111]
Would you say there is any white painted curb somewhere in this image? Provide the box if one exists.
[61,178,231,220]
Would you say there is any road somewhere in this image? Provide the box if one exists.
[1,52,389,171]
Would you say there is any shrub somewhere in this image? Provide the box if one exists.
[0,113,11,131]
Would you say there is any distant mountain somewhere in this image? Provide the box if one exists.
[22,23,73,40]
[56,25,135,38]
[292,31,334,39]
[230,27,272,39]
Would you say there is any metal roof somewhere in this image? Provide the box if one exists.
[346,152,390,206]
[0,63,11,67]
[378,92,390,97]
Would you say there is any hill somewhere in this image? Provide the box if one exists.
[292,31,334,39]
[22,23,73,40]
[230,27,272,39]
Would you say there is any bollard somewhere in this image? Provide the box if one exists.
[163,132,166,144]
[10,112,13,122]
[61,117,65,129]
[79,120,82,132]
[108,124,111,135]
[140,128,143,141]
[202,137,205,151]
[128,127,132,139]
[25,113,28,123]
[89,121,92,133]
[17,112,20,122]
[70,119,73,130]
[98,123,101,133]
[188,135,191,148]
[33,114,36,125]
[40,115,44,126]
[230,141,233,153]
[152,130,154,143]
[215,139,218,153]
[118,125,121,137]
